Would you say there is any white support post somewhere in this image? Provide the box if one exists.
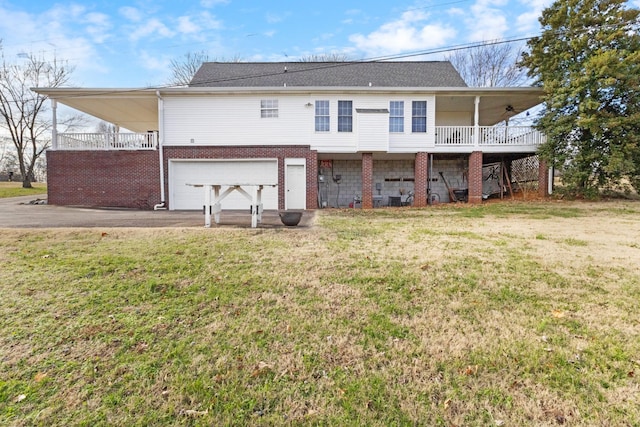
[51,99,58,150]
[256,185,264,224]
[251,186,259,228]
[213,186,222,224]
[204,185,212,228]
[473,96,480,148]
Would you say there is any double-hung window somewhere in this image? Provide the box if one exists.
[260,99,278,118]
[412,101,427,133]
[338,100,353,132]
[389,101,404,133]
[315,100,330,132]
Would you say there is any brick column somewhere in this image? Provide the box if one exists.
[538,159,549,197]
[414,152,429,207]
[362,153,373,209]
[468,151,483,204]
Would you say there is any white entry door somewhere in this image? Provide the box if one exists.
[285,160,306,210]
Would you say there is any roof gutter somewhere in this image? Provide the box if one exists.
[154,90,167,210]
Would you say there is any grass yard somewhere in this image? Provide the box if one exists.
[1,200,639,426]
[0,183,47,199]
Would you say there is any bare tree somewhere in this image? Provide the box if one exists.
[168,51,245,87]
[0,45,78,188]
[445,41,528,87]
[298,53,351,62]
[96,120,118,133]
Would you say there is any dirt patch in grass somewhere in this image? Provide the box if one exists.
[1,200,639,426]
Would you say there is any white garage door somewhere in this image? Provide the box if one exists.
[169,159,278,210]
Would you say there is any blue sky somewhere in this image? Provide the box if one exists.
[1,0,638,88]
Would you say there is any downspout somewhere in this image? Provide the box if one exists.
[154,90,167,210]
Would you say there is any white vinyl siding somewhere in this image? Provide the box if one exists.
[162,94,436,153]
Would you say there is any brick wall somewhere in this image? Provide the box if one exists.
[414,152,428,207]
[46,150,160,209]
[163,146,317,210]
[468,151,483,204]
[538,159,549,197]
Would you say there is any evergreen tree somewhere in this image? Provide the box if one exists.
[520,0,640,196]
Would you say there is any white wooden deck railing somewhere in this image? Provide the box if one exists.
[435,126,545,147]
[56,132,157,150]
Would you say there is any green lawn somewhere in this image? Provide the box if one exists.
[1,201,639,426]
[0,182,47,199]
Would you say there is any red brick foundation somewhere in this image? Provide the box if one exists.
[47,145,318,210]
[468,151,483,204]
[361,153,373,209]
[46,150,161,209]
[414,152,429,207]
[538,159,549,197]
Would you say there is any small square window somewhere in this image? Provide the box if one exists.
[261,99,278,118]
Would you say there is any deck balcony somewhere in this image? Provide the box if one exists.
[434,126,545,153]
[55,132,158,150]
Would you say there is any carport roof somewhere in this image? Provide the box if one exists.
[33,85,544,132]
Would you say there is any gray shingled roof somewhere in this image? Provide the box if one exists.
[189,61,467,88]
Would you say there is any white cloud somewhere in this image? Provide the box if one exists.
[138,50,170,72]
[119,6,143,22]
[177,16,200,34]
[129,18,174,42]
[200,0,229,7]
[266,12,291,24]
[84,12,112,44]
[0,4,107,85]
[515,0,553,33]
[463,0,509,42]
[349,10,457,56]
[198,11,223,30]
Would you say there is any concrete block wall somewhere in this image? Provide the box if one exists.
[429,158,469,203]
[319,156,471,207]
[373,160,415,204]
[318,159,362,208]
[320,159,417,207]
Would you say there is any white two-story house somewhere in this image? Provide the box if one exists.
[36,61,547,211]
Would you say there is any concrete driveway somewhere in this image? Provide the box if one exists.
[0,196,313,228]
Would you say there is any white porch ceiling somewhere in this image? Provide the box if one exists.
[33,88,159,133]
[34,86,544,133]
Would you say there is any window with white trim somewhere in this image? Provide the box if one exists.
[338,100,353,132]
[389,101,404,133]
[412,101,427,133]
[260,99,279,118]
[315,100,330,132]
